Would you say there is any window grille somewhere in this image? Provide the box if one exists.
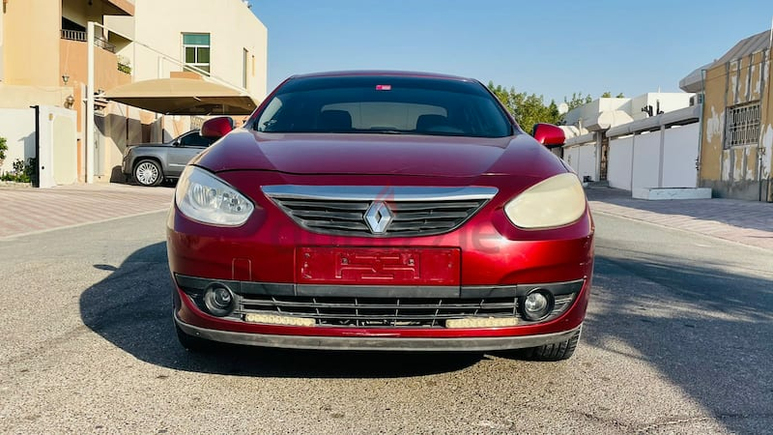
[725,102,761,148]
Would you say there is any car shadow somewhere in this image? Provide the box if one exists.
[79,242,482,378]
[582,251,773,433]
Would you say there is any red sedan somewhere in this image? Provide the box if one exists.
[168,71,594,360]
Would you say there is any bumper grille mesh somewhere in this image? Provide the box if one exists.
[237,295,520,328]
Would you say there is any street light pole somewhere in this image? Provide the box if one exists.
[86,21,95,184]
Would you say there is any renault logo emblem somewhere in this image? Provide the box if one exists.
[364,201,394,234]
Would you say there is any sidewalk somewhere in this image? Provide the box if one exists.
[1,183,771,251]
[586,186,773,252]
[0,183,174,240]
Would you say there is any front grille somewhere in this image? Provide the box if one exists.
[236,295,519,328]
[262,185,497,237]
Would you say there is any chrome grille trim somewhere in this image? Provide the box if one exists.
[261,185,497,237]
[261,185,499,202]
[236,295,520,328]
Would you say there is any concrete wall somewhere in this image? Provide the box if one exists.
[563,142,597,182]
[93,102,146,182]
[0,84,74,109]
[0,107,78,186]
[60,39,132,92]
[627,93,695,122]
[662,123,700,187]
[608,123,700,191]
[132,0,268,100]
[632,131,661,190]
[0,108,36,175]
[700,48,773,201]
[608,136,634,190]
[2,0,61,87]
[0,0,5,83]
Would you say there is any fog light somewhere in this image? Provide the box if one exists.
[445,317,518,329]
[244,313,316,327]
[203,284,234,317]
[521,289,554,321]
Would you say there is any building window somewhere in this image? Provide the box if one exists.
[725,102,761,148]
[183,33,210,75]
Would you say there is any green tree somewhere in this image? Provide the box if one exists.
[487,81,561,132]
[563,92,593,112]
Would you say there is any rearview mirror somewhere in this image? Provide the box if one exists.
[200,116,234,139]
[532,123,565,146]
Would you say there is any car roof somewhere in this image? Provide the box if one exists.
[289,70,476,83]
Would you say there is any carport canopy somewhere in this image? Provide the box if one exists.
[104,78,258,115]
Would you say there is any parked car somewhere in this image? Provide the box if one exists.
[122,128,224,186]
[168,71,594,360]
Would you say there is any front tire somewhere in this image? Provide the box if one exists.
[519,327,581,361]
[133,159,163,186]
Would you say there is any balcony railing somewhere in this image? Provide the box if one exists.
[60,29,116,53]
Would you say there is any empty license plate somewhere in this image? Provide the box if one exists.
[297,247,460,285]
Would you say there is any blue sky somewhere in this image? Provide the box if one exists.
[252,0,772,103]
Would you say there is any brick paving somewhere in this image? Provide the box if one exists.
[587,186,773,252]
[0,183,174,239]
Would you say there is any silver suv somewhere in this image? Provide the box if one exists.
[122,130,216,186]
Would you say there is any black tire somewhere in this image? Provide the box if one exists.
[519,328,581,361]
[133,159,163,186]
[175,322,216,353]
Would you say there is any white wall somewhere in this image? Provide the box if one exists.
[628,93,694,121]
[608,122,700,191]
[0,107,78,186]
[132,0,268,100]
[662,123,699,187]
[631,131,661,190]
[563,143,597,181]
[0,108,36,174]
[608,136,633,190]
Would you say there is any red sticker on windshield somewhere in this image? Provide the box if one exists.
[375,84,392,91]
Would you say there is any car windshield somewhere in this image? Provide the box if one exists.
[253,76,513,138]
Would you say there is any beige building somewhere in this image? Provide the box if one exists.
[681,30,773,202]
[0,0,267,183]
[131,0,267,100]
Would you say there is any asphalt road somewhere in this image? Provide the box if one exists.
[0,211,771,434]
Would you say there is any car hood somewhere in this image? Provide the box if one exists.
[195,131,565,179]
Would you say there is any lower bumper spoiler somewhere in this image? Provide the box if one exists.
[175,315,582,352]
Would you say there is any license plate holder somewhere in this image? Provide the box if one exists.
[297,247,460,286]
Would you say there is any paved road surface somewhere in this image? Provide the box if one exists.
[0,207,771,433]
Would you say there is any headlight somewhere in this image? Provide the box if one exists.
[504,173,586,229]
[175,166,254,226]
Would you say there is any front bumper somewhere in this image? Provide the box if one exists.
[175,314,583,352]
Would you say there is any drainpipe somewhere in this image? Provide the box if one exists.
[31,105,40,188]
[696,69,706,189]
[760,45,772,201]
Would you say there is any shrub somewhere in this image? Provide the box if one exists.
[0,136,7,162]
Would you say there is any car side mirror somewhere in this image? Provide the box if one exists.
[200,116,235,139]
[172,140,181,146]
[532,123,565,146]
